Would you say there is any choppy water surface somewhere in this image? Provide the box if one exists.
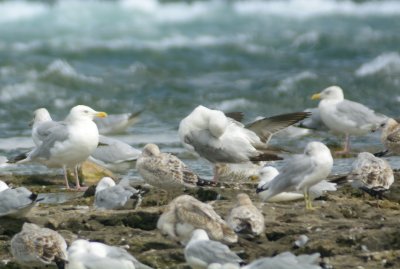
[1,0,400,177]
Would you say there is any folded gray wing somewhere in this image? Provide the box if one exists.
[0,187,36,216]
[30,123,70,159]
[186,241,242,265]
[92,136,141,163]
[105,246,153,269]
[95,185,138,209]
[336,100,387,128]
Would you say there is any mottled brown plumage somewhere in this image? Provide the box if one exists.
[157,195,238,245]
[381,118,400,154]
[11,223,67,268]
[136,144,199,191]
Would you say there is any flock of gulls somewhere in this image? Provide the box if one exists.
[0,85,399,269]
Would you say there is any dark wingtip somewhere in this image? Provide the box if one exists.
[7,152,28,163]
[250,153,283,162]
[256,187,264,194]
[29,193,38,201]
[374,150,389,157]
[225,111,245,122]
[197,178,217,187]
[129,110,144,120]
[55,258,67,269]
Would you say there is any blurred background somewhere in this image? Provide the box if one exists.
[1,0,400,176]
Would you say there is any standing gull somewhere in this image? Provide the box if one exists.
[184,229,244,269]
[0,181,41,217]
[157,194,238,245]
[256,166,337,202]
[311,86,387,154]
[256,142,333,209]
[11,223,67,269]
[94,177,142,210]
[137,144,208,197]
[347,152,394,198]
[226,193,264,237]
[17,105,107,190]
[179,105,309,164]
[67,239,153,269]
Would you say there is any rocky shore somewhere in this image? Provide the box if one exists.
[0,171,400,269]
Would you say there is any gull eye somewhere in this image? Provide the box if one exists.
[84,110,89,114]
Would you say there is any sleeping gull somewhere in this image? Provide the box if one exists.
[256,141,333,209]
[311,86,387,154]
[137,144,210,197]
[67,239,153,269]
[89,135,141,173]
[347,152,394,198]
[0,181,41,217]
[380,118,400,155]
[214,162,267,183]
[184,229,244,269]
[256,166,337,202]
[242,251,321,269]
[94,110,142,134]
[11,223,67,269]
[157,194,238,245]
[226,193,264,236]
[17,105,107,190]
[94,177,142,210]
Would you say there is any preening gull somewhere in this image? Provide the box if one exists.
[89,135,141,173]
[311,86,387,154]
[226,193,264,236]
[94,110,142,134]
[0,180,41,217]
[17,105,107,190]
[256,142,333,209]
[157,194,238,245]
[179,105,309,180]
[348,152,394,198]
[242,251,321,269]
[256,166,337,203]
[380,118,400,155]
[94,177,142,210]
[67,239,153,269]
[137,143,208,193]
[11,223,67,269]
[185,229,243,269]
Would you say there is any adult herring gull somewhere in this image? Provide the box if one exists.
[311,86,387,154]
[256,141,333,209]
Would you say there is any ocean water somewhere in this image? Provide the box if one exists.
[1,0,400,177]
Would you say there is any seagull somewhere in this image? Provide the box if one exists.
[179,105,309,180]
[0,180,41,218]
[17,105,107,190]
[347,152,394,199]
[137,144,210,196]
[94,177,142,210]
[11,223,67,269]
[185,229,244,269]
[94,110,142,134]
[256,142,333,210]
[89,135,141,173]
[242,251,322,269]
[67,239,153,269]
[311,86,387,154]
[380,118,400,155]
[226,193,264,236]
[157,194,238,245]
[256,166,337,202]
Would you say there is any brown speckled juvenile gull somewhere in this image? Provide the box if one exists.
[157,194,238,245]
[348,152,394,198]
[137,143,202,192]
[381,118,400,155]
[10,223,67,269]
[226,193,264,236]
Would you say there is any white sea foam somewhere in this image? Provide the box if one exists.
[233,0,400,18]
[276,71,317,93]
[215,98,256,112]
[0,1,48,23]
[355,52,400,77]
[41,59,103,84]
[0,83,36,103]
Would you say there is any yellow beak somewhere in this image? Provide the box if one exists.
[311,93,321,100]
[95,111,108,118]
